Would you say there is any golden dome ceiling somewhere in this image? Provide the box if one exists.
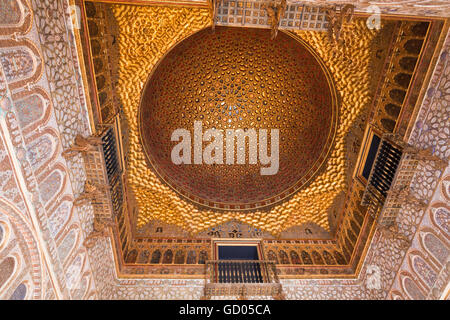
[139,27,338,211]
[110,4,376,234]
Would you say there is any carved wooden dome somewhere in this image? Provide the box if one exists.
[139,27,337,211]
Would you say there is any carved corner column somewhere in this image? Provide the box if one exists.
[263,0,287,40]
[209,0,218,31]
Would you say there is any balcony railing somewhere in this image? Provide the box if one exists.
[82,117,125,219]
[204,260,282,297]
[361,134,403,216]
[101,124,124,216]
[361,133,446,226]
[213,0,331,31]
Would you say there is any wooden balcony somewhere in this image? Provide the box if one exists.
[361,133,446,226]
[82,117,125,220]
[213,0,331,31]
[203,260,283,298]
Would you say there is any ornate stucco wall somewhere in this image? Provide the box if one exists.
[0,0,97,299]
